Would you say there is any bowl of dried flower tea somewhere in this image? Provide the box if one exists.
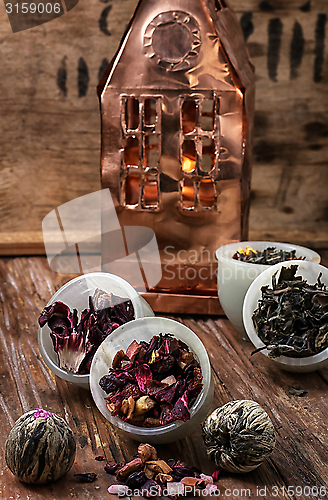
[216,241,320,341]
[89,316,214,443]
[38,272,154,390]
[243,260,328,372]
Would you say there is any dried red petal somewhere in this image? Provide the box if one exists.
[211,469,222,481]
[171,391,190,422]
[126,340,142,362]
[135,362,153,393]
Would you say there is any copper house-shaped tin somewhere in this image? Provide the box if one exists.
[98,0,255,314]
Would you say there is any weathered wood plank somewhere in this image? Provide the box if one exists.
[0,257,328,499]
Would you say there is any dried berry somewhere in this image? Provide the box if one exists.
[125,471,147,488]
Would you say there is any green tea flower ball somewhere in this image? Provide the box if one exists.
[202,400,275,473]
[5,409,76,484]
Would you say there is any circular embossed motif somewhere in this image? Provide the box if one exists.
[144,11,201,72]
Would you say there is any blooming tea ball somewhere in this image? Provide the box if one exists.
[202,400,275,473]
[5,409,76,484]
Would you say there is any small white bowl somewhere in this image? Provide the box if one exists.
[243,260,328,373]
[38,272,154,390]
[216,241,320,341]
[90,316,214,444]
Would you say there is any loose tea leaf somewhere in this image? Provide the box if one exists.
[288,387,308,397]
[99,334,203,427]
[233,246,304,265]
[252,265,328,358]
[38,289,134,374]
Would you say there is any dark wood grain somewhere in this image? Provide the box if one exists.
[0,256,328,499]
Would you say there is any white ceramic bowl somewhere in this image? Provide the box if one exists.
[38,272,154,390]
[90,316,214,444]
[216,241,321,341]
[243,260,328,373]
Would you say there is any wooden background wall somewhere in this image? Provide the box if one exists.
[0,0,327,255]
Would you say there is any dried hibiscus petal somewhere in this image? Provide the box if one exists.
[155,382,177,404]
[135,362,152,393]
[171,391,190,422]
[38,290,135,375]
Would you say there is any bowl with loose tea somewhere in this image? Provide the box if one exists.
[243,260,328,372]
[216,241,320,340]
[89,316,213,443]
[38,272,154,389]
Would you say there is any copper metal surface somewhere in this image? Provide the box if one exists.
[99,0,255,313]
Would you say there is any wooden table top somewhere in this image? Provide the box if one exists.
[0,257,327,500]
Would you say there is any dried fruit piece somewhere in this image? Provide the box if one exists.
[138,443,157,463]
[133,396,156,416]
[108,484,129,495]
[126,340,142,362]
[107,442,220,498]
[116,458,143,480]
[155,473,173,485]
[146,460,172,475]
[112,349,127,369]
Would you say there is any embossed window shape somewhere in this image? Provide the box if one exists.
[180,96,218,210]
[121,96,161,210]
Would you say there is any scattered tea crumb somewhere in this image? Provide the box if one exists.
[74,473,97,482]
[289,387,308,397]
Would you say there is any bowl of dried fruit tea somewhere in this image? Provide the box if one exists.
[89,317,214,443]
[243,260,328,372]
[38,272,154,390]
[216,241,320,341]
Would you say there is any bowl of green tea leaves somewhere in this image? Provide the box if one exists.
[243,261,328,372]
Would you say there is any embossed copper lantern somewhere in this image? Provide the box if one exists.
[98,0,255,314]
